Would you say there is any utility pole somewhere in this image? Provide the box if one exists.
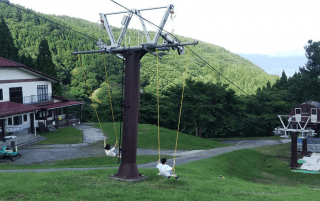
[290,131,299,168]
[73,4,197,181]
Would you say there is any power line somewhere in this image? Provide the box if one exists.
[109,0,271,132]
[2,0,271,132]
[140,64,267,134]
[1,1,97,41]
[109,0,251,96]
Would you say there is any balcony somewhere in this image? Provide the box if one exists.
[23,94,52,104]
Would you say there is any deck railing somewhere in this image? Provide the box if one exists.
[24,93,52,104]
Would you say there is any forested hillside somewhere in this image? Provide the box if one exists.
[5,1,320,139]
[0,1,278,97]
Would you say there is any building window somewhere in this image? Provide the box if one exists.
[302,108,308,114]
[8,117,12,125]
[9,87,23,104]
[0,89,3,100]
[13,116,22,125]
[37,85,48,101]
[35,111,43,120]
[48,110,52,117]
[24,114,28,122]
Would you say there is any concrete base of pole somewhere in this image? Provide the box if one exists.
[108,174,148,182]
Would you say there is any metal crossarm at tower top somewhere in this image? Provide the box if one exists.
[72,4,198,181]
[72,4,198,57]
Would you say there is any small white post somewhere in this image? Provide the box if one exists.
[34,112,37,136]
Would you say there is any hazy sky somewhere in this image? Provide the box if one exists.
[7,0,319,76]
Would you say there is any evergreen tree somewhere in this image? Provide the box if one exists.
[35,39,61,95]
[20,54,35,68]
[300,40,320,77]
[36,40,55,75]
[0,17,19,62]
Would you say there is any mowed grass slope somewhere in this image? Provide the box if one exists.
[0,155,173,170]
[97,122,229,150]
[1,143,320,200]
[36,126,83,144]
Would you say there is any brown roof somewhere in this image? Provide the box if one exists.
[0,102,38,118]
[40,101,84,110]
[0,57,24,67]
[0,57,59,82]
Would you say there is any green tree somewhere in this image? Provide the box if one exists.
[36,39,61,95]
[0,17,19,62]
[301,40,320,77]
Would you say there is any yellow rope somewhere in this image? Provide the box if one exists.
[172,46,190,172]
[103,53,118,146]
[77,55,104,137]
[156,48,161,161]
[102,53,118,147]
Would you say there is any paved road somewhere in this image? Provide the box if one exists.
[0,139,288,173]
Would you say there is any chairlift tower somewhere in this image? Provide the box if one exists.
[274,115,317,168]
[73,4,198,181]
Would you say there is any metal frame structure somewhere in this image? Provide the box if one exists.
[274,115,316,139]
[72,4,197,181]
[274,115,317,168]
[76,4,196,58]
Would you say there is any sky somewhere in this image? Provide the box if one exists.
[8,0,320,76]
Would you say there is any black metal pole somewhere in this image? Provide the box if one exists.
[290,132,299,168]
[301,138,309,155]
[116,50,146,179]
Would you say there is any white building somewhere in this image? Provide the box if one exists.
[0,57,84,141]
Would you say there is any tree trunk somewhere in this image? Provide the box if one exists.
[194,120,198,137]
[199,124,203,138]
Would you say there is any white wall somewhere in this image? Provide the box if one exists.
[0,81,52,103]
[0,67,53,103]
[0,68,38,80]
[4,112,33,133]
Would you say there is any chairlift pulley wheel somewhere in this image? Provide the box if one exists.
[177,46,184,55]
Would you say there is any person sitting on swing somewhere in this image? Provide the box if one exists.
[104,139,120,158]
[156,158,179,180]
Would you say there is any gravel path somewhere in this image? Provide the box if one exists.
[0,124,291,173]
[0,139,289,173]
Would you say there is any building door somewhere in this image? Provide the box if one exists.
[311,108,317,123]
[295,108,301,122]
[30,113,34,134]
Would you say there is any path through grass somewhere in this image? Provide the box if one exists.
[0,143,320,200]
[0,155,173,170]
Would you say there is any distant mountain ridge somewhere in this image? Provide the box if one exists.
[238,54,307,77]
[0,2,279,96]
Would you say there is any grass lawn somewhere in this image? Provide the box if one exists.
[36,126,83,145]
[96,122,230,150]
[0,155,173,170]
[0,143,320,200]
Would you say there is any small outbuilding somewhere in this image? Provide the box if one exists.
[289,100,320,134]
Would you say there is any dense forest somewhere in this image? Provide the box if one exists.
[2,1,320,138]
